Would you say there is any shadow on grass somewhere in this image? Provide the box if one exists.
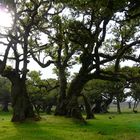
[11,119,64,140]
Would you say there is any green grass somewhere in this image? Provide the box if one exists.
[0,112,140,140]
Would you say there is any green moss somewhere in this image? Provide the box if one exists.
[0,112,140,140]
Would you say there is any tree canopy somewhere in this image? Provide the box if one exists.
[0,0,140,121]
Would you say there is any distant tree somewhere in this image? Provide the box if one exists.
[84,79,112,113]
[84,78,126,114]
[131,82,140,112]
[27,71,59,116]
[121,66,140,112]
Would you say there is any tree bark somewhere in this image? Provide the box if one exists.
[66,95,83,120]
[133,100,139,113]
[92,97,103,113]
[66,73,88,120]
[128,102,131,109]
[11,78,35,122]
[81,94,94,119]
[116,94,121,114]
[101,96,113,113]
[55,67,67,115]
[3,71,35,122]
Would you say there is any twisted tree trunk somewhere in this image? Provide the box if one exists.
[11,79,34,122]
[101,95,113,113]
[55,67,67,115]
[3,70,35,122]
[81,94,94,119]
[116,94,121,114]
[66,73,88,120]
[92,97,103,113]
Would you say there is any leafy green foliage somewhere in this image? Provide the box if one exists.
[121,66,140,78]
[27,71,58,114]
[0,76,11,92]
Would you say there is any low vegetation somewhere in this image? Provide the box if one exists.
[0,111,140,140]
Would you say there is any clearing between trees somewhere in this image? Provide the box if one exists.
[0,111,140,140]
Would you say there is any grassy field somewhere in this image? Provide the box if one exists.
[0,112,140,140]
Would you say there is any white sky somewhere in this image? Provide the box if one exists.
[0,5,12,29]
[28,59,57,79]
